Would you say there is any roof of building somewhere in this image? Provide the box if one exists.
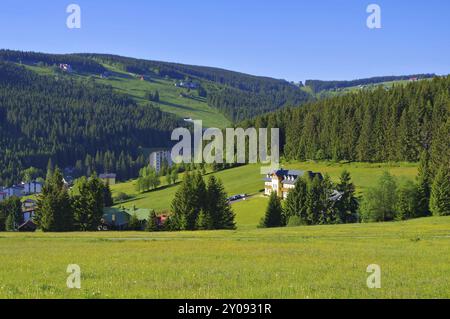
[99,173,117,179]
[263,169,323,184]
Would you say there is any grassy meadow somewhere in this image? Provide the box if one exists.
[3,161,443,299]
[111,161,419,226]
[0,217,449,298]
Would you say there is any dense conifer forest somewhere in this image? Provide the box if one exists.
[243,76,449,171]
[305,74,436,93]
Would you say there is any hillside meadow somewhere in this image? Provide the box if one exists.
[111,161,419,227]
[1,161,438,299]
[0,216,448,298]
[24,63,230,128]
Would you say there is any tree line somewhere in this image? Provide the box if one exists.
[261,161,449,229]
[0,61,180,185]
[305,74,436,93]
[33,168,113,232]
[260,171,359,228]
[243,77,449,170]
[0,49,106,74]
[169,171,236,230]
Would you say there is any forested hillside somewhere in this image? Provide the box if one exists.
[0,49,106,74]
[76,53,311,121]
[305,74,436,93]
[0,62,180,185]
[244,77,449,171]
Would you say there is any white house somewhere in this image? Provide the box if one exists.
[3,185,25,198]
[263,169,323,199]
[23,181,43,195]
[149,150,172,173]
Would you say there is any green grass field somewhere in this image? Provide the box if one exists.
[1,161,447,299]
[0,216,449,298]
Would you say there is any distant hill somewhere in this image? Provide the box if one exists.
[305,74,436,93]
[75,53,312,122]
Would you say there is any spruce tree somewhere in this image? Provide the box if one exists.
[171,172,195,230]
[35,168,73,232]
[396,181,420,220]
[260,192,283,228]
[72,175,105,231]
[205,176,235,229]
[335,170,359,223]
[146,210,159,231]
[284,177,308,224]
[5,213,16,231]
[103,181,114,207]
[305,175,322,225]
[416,150,431,216]
[430,166,450,216]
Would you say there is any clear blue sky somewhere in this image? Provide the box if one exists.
[0,0,448,81]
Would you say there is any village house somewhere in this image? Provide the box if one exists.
[23,181,43,195]
[149,150,172,173]
[3,185,25,198]
[59,63,72,72]
[263,169,323,199]
[99,173,117,185]
[18,199,38,232]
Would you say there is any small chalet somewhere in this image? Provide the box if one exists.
[18,199,38,232]
[3,185,24,198]
[263,169,323,199]
[59,63,72,72]
[99,173,116,185]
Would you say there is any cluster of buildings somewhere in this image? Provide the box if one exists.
[175,81,199,89]
[0,181,44,203]
[149,150,173,173]
[263,168,344,202]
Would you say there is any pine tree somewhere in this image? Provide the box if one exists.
[146,210,159,231]
[171,172,195,230]
[189,171,206,229]
[284,176,308,224]
[72,175,105,231]
[35,168,73,232]
[305,175,322,225]
[165,171,172,185]
[128,212,141,230]
[259,192,283,228]
[171,169,179,184]
[396,181,420,220]
[205,176,235,229]
[5,213,16,231]
[416,150,431,216]
[103,181,114,207]
[430,166,450,216]
[335,170,359,223]
[361,172,398,222]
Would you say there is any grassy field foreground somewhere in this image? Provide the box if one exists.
[0,217,449,298]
